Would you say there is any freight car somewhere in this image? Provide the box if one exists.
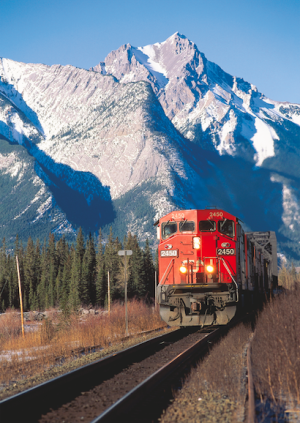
[155,208,278,327]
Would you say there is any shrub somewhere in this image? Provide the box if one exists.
[252,285,300,408]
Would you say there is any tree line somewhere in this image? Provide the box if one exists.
[0,228,156,312]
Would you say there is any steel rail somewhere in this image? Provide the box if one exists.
[91,328,222,423]
[0,328,182,422]
[92,312,256,423]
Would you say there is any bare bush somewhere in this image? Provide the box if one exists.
[0,310,22,345]
[252,286,300,409]
[278,265,300,290]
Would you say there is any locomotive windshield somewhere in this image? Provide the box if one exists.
[161,222,177,239]
[199,220,216,231]
[218,219,235,238]
[179,221,195,232]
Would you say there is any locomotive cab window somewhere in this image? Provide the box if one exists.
[218,219,235,238]
[161,222,177,239]
[179,221,195,232]
[199,220,216,232]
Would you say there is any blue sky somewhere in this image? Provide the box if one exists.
[1,0,299,103]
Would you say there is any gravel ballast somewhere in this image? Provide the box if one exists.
[159,323,253,423]
[38,330,207,422]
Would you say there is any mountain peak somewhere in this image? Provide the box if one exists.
[169,31,187,40]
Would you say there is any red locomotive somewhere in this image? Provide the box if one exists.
[155,208,278,326]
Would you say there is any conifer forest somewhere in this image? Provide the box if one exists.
[0,228,156,312]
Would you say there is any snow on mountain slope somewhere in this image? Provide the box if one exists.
[92,32,300,171]
[0,59,212,240]
[0,137,73,242]
[1,33,300,260]
[0,58,118,139]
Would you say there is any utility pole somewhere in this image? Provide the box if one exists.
[118,250,132,337]
[108,271,110,315]
[155,270,157,310]
[16,256,25,338]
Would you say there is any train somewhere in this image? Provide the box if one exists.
[155,208,278,327]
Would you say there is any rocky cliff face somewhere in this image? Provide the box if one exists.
[1,34,300,260]
[92,32,300,167]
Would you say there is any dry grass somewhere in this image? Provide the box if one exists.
[0,299,165,388]
[278,265,300,290]
[0,309,22,342]
[252,284,300,413]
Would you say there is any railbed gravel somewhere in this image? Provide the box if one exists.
[39,330,207,423]
[159,323,253,423]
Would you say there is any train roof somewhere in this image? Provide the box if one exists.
[156,209,237,225]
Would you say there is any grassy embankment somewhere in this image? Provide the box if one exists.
[0,299,166,391]
[252,267,300,420]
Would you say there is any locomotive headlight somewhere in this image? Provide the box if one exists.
[206,265,214,273]
[180,265,187,274]
[193,237,201,249]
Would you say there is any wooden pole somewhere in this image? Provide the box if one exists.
[16,256,25,338]
[124,253,129,337]
[108,271,110,315]
[155,270,157,310]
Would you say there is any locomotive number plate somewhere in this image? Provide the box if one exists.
[160,250,178,257]
[217,248,235,256]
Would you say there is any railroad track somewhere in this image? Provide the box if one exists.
[0,326,222,423]
[92,327,222,423]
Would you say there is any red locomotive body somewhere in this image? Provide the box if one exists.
[156,208,278,326]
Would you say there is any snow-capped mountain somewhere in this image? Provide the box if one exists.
[92,32,300,167]
[1,33,300,260]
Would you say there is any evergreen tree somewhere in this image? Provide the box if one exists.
[123,233,145,298]
[69,247,80,311]
[24,237,36,310]
[102,228,122,300]
[74,228,86,304]
[60,250,72,314]
[96,229,106,306]
[7,254,18,309]
[83,234,96,305]
[47,233,57,307]
[32,239,41,310]
[0,238,8,311]
[0,229,156,311]
[143,239,155,299]
[38,239,48,309]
